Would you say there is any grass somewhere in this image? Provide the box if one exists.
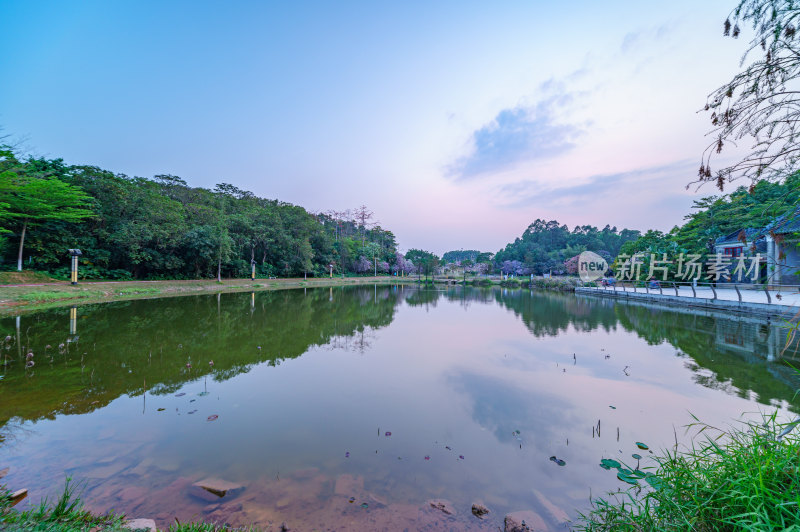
[574,412,800,531]
[0,478,126,531]
[0,478,262,531]
[16,291,92,303]
[0,271,58,285]
[116,287,161,295]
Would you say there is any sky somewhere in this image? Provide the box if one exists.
[0,0,745,254]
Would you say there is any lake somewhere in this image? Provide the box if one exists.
[1,285,798,531]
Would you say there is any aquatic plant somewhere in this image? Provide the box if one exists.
[0,478,265,530]
[575,412,800,530]
[0,477,126,530]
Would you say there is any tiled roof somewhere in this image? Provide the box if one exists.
[765,204,800,234]
[714,228,762,245]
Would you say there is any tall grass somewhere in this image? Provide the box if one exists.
[574,413,800,531]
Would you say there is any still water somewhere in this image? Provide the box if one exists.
[1,286,798,531]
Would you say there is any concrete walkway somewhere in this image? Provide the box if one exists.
[576,285,800,318]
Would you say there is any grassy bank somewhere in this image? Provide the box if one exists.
[0,479,255,531]
[575,413,800,531]
[0,274,414,316]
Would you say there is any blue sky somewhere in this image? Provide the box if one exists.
[0,0,742,254]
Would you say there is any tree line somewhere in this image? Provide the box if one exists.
[618,173,800,258]
[492,220,641,275]
[0,146,403,280]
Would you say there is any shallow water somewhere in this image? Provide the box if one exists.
[0,285,798,531]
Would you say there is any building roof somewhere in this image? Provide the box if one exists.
[714,228,762,246]
[765,204,800,235]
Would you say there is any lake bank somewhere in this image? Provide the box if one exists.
[0,275,416,316]
[0,274,585,316]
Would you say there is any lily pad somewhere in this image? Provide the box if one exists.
[360,502,368,509]
[157,408,166,412]
[617,471,639,485]
[198,392,210,397]
[549,456,566,466]
[609,406,616,409]
[175,393,186,397]
[207,414,219,421]
[632,453,642,460]
[635,442,649,450]
[599,458,621,470]
[349,497,355,503]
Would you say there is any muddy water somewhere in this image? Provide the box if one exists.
[0,286,798,530]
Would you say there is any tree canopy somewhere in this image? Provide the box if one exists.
[493,220,640,275]
[0,147,400,280]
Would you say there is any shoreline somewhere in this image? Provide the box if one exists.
[0,276,417,316]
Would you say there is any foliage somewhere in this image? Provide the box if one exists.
[0,148,94,271]
[494,220,640,275]
[0,148,399,279]
[405,249,440,279]
[441,249,481,264]
[575,413,800,531]
[701,0,800,189]
[621,174,800,257]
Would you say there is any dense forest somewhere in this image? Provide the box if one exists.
[493,220,641,275]
[619,174,800,257]
[0,146,406,280]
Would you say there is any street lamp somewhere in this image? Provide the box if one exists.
[68,249,82,285]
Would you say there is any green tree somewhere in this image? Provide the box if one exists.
[0,150,94,271]
[405,249,440,281]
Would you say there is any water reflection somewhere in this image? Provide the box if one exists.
[0,285,797,531]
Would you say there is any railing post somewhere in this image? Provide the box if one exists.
[658,283,663,295]
[674,283,679,296]
[710,284,717,300]
[691,283,696,298]
[764,285,772,304]
[734,284,742,302]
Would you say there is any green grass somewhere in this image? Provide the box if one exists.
[117,287,161,295]
[0,478,126,531]
[574,413,800,531]
[0,478,264,531]
[16,291,91,303]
